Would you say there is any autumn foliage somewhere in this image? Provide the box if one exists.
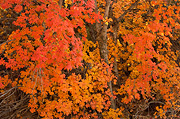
[0,0,180,118]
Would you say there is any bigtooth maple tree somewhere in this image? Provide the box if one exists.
[0,0,180,118]
[0,0,113,118]
[108,0,180,118]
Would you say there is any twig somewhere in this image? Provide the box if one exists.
[0,86,16,98]
[0,40,13,47]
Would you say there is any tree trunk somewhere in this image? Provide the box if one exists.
[95,0,116,109]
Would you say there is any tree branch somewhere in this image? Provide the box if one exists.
[117,0,140,23]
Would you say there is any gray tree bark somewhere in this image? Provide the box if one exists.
[95,0,116,109]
